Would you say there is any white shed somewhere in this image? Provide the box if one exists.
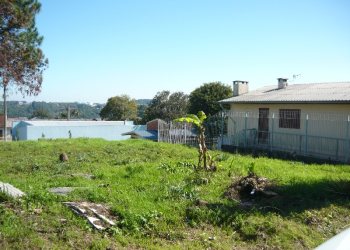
[12,120,134,141]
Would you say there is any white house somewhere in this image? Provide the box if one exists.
[219,79,350,162]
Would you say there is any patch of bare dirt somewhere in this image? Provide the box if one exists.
[225,172,278,202]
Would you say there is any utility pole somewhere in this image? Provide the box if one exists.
[3,84,7,142]
[67,105,71,120]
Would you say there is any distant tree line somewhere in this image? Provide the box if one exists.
[1,82,231,123]
[0,100,150,120]
[100,81,232,123]
[0,101,103,119]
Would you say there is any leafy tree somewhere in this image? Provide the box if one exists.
[100,95,137,121]
[0,0,48,140]
[143,91,189,122]
[31,108,51,119]
[59,107,79,120]
[188,82,232,117]
[137,104,147,121]
[175,111,215,171]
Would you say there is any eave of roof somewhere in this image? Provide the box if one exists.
[219,82,350,104]
[220,100,350,104]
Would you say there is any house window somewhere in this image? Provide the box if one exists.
[279,109,300,129]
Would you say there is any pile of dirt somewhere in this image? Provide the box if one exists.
[225,172,278,201]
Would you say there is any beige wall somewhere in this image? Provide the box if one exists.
[229,103,350,138]
[225,103,350,160]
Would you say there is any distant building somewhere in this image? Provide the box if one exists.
[122,119,167,141]
[0,116,26,141]
[122,125,158,141]
[0,115,12,140]
[12,120,134,141]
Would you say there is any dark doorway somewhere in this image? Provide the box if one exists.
[258,108,269,144]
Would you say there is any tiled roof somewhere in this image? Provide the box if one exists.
[220,82,350,104]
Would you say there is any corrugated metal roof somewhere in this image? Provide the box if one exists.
[220,82,350,104]
[21,120,134,126]
[132,125,147,131]
[122,130,158,140]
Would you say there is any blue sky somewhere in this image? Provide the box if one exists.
[9,0,350,103]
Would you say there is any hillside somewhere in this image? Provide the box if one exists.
[0,99,151,120]
[0,101,104,119]
[0,139,350,249]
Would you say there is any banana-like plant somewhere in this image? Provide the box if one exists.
[175,111,215,171]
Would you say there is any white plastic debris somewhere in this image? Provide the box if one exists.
[0,182,25,198]
[316,227,350,250]
[63,201,116,231]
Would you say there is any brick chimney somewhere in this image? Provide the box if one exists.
[278,78,288,89]
[233,80,249,96]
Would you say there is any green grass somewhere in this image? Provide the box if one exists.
[0,138,350,249]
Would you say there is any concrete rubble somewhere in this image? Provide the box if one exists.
[49,187,77,196]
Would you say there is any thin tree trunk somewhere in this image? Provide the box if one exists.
[3,84,7,142]
[201,128,208,170]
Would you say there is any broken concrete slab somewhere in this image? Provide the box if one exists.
[63,201,117,231]
[49,187,76,196]
[0,181,25,198]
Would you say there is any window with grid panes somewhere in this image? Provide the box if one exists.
[279,109,301,129]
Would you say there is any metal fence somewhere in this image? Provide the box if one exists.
[158,122,197,145]
[220,110,350,163]
[158,121,219,149]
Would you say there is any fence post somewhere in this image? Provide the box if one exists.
[184,122,187,145]
[220,111,224,149]
[347,115,350,163]
[270,113,274,151]
[336,139,339,160]
[305,114,309,154]
[244,112,248,148]
[157,119,160,142]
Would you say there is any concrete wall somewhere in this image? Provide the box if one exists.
[13,122,134,141]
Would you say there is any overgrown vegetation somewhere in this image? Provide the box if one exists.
[0,139,350,249]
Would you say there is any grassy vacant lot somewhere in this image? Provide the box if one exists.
[0,139,350,249]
